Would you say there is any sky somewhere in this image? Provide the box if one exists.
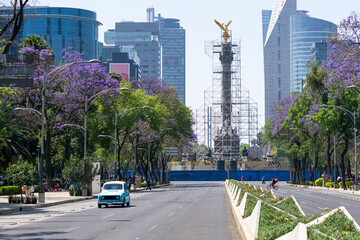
[37,0,360,126]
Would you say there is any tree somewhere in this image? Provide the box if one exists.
[0,0,30,53]
[62,156,94,192]
[5,160,35,197]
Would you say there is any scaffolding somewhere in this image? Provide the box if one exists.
[195,37,258,160]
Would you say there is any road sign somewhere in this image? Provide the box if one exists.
[291,168,296,172]
[277,150,288,157]
[165,147,178,156]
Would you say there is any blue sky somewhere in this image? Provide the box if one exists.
[39,0,360,125]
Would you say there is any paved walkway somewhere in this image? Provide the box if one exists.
[0,184,168,215]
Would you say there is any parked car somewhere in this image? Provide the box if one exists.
[0,176,3,185]
[97,181,130,208]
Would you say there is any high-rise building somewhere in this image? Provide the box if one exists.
[157,17,186,104]
[0,6,102,65]
[290,12,336,92]
[262,0,297,122]
[147,8,186,104]
[112,22,161,80]
[311,41,332,66]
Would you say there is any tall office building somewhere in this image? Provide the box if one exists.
[311,41,332,66]
[263,0,297,122]
[0,6,101,65]
[112,22,161,80]
[147,8,186,104]
[290,12,336,92]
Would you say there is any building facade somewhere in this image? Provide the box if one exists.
[0,6,101,65]
[157,17,186,104]
[113,22,161,80]
[290,12,336,92]
[311,41,332,66]
[262,0,297,122]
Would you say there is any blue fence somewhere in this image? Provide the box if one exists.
[168,170,321,181]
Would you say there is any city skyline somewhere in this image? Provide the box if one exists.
[38,0,360,126]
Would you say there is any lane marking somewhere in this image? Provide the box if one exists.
[144,201,150,205]
[65,226,79,232]
[340,202,349,205]
[179,205,183,209]
[148,224,158,232]
[168,212,174,217]
[102,214,114,219]
[301,202,306,204]
[316,207,325,210]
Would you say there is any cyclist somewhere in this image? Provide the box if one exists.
[271,178,278,187]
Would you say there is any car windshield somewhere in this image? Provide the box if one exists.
[104,184,123,190]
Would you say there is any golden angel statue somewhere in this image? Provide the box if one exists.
[214,19,232,44]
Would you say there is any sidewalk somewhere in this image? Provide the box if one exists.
[0,183,170,215]
[285,183,360,201]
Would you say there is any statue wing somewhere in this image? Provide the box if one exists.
[214,19,225,30]
[225,20,232,28]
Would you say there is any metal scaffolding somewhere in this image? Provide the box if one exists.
[195,37,258,159]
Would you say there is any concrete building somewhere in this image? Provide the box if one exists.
[0,6,101,65]
[262,0,297,122]
[311,41,332,66]
[290,12,336,92]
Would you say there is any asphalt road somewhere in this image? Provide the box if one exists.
[252,181,360,224]
[0,182,241,240]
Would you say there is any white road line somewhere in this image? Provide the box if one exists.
[316,207,325,210]
[102,214,114,219]
[340,202,349,205]
[144,201,150,205]
[179,205,183,209]
[65,226,79,232]
[301,202,306,204]
[168,212,174,217]
[148,224,158,232]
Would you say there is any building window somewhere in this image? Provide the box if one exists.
[277,37,280,47]
[278,78,281,88]
[278,64,281,74]
[277,50,281,60]
[278,91,281,100]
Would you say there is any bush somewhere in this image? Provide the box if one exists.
[300,182,310,186]
[315,178,323,186]
[0,186,21,195]
[8,195,37,204]
[339,181,354,188]
[69,188,74,196]
[34,185,40,192]
[51,179,64,188]
[326,182,334,188]
[309,182,314,186]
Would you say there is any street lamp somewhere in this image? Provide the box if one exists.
[99,106,150,181]
[320,104,358,190]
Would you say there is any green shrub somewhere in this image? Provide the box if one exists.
[309,182,314,186]
[75,188,82,196]
[300,182,310,186]
[339,181,354,188]
[51,179,64,188]
[0,186,21,195]
[69,188,74,196]
[34,185,40,192]
[315,178,323,186]
[326,182,334,188]
[141,182,147,188]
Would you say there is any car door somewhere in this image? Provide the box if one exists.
[124,183,130,202]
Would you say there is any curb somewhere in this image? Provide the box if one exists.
[0,195,96,215]
[285,183,360,201]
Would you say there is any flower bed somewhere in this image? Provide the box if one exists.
[308,210,360,240]
[244,194,257,217]
[275,197,303,217]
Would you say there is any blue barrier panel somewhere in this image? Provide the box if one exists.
[168,170,322,181]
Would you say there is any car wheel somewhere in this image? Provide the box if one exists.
[98,204,101,208]
[105,204,108,208]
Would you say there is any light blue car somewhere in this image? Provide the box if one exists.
[98,181,130,208]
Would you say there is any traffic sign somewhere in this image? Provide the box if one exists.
[165,147,178,156]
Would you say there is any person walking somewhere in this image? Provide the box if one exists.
[262,176,266,184]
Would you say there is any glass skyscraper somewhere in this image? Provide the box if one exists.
[262,0,297,122]
[158,18,186,104]
[0,6,101,65]
[290,12,336,92]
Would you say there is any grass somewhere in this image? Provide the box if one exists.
[244,194,258,217]
[275,197,303,217]
[308,210,360,240]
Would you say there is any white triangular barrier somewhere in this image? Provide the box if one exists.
[237,192,248,217]
[244,200,262,238]
[234,188,241,205]
[275,223,307,240]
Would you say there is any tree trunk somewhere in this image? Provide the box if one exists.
[340,139,349,190]
[326,136,334,181]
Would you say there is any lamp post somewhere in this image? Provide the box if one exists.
[320,104,358,190]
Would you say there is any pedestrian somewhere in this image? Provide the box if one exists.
[241,176,244,182]
[262,176,266,184]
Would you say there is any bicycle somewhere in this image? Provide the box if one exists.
[266,183,279,190]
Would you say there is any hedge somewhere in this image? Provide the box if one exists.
[0,186,21,195]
